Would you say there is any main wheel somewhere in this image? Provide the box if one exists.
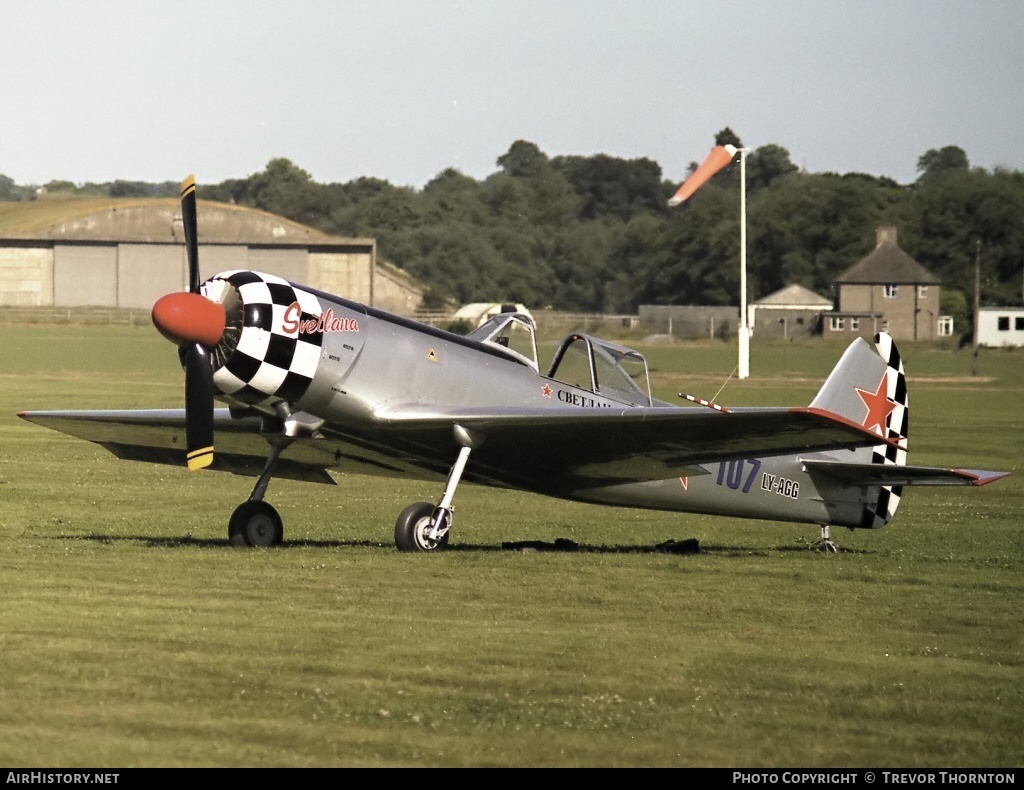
[394,501,450,552]
[229,500,284,547]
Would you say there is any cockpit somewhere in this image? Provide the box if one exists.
[465,312,541,371]
[547,333,654,406]
[466,312,655,407]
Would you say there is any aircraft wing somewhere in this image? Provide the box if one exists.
[18,409,344,484]
[17,407,462,484]
[19,403,899,494]
[372,404,893,491]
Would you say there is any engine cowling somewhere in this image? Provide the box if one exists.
[199,270,327,412]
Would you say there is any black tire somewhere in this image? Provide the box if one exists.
[394,501,450,552]
[228,500,284,547]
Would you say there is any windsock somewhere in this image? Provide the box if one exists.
[668,144,738,206]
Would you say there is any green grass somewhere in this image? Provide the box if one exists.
[1,325,1021,767]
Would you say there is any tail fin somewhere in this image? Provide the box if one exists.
[808,332,909,528]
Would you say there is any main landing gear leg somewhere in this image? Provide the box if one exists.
[228,438,290,548]
[395,443,472,553]
[226,404,324,548]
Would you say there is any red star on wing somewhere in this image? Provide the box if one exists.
[541,384,553,398]
[855,372,897,436]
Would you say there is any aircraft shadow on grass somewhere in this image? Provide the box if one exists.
[55,533,871,557]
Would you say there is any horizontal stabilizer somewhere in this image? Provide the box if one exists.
[804,460,1009,487]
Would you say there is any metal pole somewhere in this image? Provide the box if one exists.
[738,148,750,379]
[972,239,981,376]
[369,240,376,308]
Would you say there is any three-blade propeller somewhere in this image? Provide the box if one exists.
[151,175,226,470]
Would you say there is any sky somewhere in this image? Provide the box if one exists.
[3,0,1022,190]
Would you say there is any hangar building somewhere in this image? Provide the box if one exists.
[0,196,423,315]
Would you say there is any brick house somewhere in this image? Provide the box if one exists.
[830,226,949,341]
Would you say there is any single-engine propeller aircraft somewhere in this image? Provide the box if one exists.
[18,176,1009,553]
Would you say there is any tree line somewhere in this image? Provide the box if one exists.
[4,128,1022,328]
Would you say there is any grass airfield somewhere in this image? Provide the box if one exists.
[1,323,1021,768]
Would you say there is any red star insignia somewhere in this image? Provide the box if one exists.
[855,373,897,436]
[541,384,553,398]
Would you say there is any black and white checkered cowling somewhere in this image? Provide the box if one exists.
[861,333,909,528]
[202,270,324,410]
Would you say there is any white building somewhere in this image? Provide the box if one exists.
[750,283,833,339]
[977,307,1024,347]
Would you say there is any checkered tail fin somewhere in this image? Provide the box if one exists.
[809,332,909,528]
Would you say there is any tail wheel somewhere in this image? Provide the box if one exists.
[229,500,284,547]
[395,502,450,552]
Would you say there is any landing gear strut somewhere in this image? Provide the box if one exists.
[227,404,322,548]
[229,440,287,547]
[394,430,474,553]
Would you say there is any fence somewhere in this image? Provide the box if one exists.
[0,306,152,326]
[3,304,645,340]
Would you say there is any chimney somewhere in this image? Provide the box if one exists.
[876,225,898,247]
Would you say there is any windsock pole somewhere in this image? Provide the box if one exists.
[668,144,750,379]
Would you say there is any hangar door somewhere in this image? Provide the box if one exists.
[118,244,185,309]
[54,245,117,307]
[248,247,308,283]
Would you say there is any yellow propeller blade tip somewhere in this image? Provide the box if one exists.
[187,446,214,471]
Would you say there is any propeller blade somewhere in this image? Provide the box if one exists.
[184,342,215,471]
[180,174,200,292]
[170,174,217,471]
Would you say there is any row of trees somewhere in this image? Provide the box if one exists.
[4,129,1023,322]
